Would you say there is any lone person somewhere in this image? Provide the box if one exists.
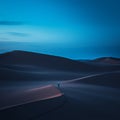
[58,82,60,88]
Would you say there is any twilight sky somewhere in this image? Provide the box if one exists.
[0,0,120,59]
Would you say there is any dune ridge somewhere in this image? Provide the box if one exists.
[0,50,120,81]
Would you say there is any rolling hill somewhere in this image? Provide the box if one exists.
[0,50,120,81]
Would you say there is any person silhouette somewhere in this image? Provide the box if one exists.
[58,82,60,88]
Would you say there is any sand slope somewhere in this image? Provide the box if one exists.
[0,50,120,81]
[73,72,120,88]
[93,57,120,64]
[38,72,120,120]
[0,51,120,120]
[0,85,63,110]
[0,85,65,120]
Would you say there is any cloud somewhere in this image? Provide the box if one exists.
[0,21,23,25]
[7,32,29,37]
[0,37,9,41]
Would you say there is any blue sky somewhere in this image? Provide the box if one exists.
[0,0,120,59]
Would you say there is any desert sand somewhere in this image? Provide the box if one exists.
[0,50,120,120]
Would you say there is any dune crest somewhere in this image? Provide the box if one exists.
[0,85,63,111]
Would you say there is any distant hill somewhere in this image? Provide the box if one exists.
[93,57,120,64]
[0,50,95,72]
[0,50,120,81]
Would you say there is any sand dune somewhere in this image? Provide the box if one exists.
[72,71,120,88]
[93,57,120,64]
[36,72,120,120]
[0,50,92,72]
[0,85,63,110]
[0,50,120,72]
[0,85,65,120]
[0,67,86,81]
[0,50,120,81]
[0,73,120,120]
[0,96,65,120]
[0,50,120,120]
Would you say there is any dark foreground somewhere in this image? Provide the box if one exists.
[0,51,120,120]
[0,72,120,120]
